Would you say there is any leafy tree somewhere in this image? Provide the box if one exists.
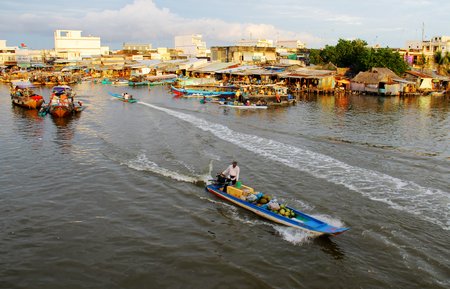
[417,53,428,72]
[308,49,323,65]
[309,38,409,75]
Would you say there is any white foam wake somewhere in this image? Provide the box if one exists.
[125,153,209,184]
[139,102,450,230]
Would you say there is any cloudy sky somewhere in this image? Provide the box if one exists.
[1,0,449,50]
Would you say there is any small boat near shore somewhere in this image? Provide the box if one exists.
[111,79,129,86]
[219,101,268,109]
[10,81,45,110]
[108,92,138,103]
[171,85,236,97]
[206,176,349,237]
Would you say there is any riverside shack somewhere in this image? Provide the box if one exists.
[351,67,408,96]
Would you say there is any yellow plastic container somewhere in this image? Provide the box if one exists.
[227,186,243,198]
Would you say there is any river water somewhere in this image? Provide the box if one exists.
[1,82,449,289]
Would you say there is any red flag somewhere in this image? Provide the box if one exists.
[20,43,26,47]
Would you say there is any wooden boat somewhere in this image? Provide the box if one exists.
[206,177,349,237]
[10,81,44,110]
[219,101,268,109]
[49,105,72,118]
[147,74,177,86]
[429,90,446,97]
[108,92,138,103]
[111,79,129,86]
[45,85,84,118]
[170,85,236,97]
[128,80,148,86]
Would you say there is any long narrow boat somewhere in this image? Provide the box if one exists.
[219,102,268,109]
[205,178,349,237]
[128,81,148,86]
[170,85,236,97]
[108,92,138,103]
[111,79,129,86]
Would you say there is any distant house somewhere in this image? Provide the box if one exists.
[279,68,336,91]
[210,46,277,65]
[351,67,408,96]
[403,70,434,91]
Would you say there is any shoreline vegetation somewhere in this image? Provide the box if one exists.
[1,39,449,99]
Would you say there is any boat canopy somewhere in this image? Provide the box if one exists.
[11,80,35,89]
[52,85,72,94]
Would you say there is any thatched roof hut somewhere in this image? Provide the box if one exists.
[351,67,407,95]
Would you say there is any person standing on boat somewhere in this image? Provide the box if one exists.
[222,161,240,186]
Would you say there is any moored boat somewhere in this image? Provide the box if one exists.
[10,81,45,110]
[147,74,178,86]
[219,101,268,109]
[111,79,129,86]
[170,85,237,97]
[206,176,349,237]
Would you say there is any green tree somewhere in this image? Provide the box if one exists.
[363,48,409,75]
[308,49,323,65]
[418,53,428,72]
[308,38,409,75]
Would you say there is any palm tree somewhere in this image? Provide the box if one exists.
[433,50,449,75]
[418,53,428,72]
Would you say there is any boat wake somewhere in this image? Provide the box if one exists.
[273,226,312,245]
[124,153,212,185]
[139,102,450,231]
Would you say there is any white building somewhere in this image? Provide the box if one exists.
[123,43,152,52]
[0,40,17,67]
[174,34,207,57]
[276,40,305,49]
[236,39,274,47]
[406,35,450,55]
[54,30,109,61]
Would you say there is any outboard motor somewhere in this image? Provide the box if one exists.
[215,174,228,186]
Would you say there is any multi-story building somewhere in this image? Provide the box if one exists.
[211,46,277,64]
[0,40,17,67]
[122,43,152,53]
[404,35,450,69]
[174,34,207,57]
[276,40,305,50]
[236,39,274,47]
[54,30,109,61]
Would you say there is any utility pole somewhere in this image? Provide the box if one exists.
[421,22,425,43]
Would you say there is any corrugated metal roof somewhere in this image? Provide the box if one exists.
[406,70,433,78]
[192,62,239,73]
[214,65,258,74]
[278,68,335,79]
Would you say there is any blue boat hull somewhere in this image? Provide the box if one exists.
[206,184,348,237]
[108,92,138,103]
[171,86,236,97]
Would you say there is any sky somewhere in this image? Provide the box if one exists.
[1,0,449,50]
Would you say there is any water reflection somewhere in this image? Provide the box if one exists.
[11,105,45,140]
[313,236,346,260]
[51,114,80,153]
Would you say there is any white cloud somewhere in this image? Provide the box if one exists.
[0,0,325,47]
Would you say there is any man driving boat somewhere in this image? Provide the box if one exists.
[221,161,240,186]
